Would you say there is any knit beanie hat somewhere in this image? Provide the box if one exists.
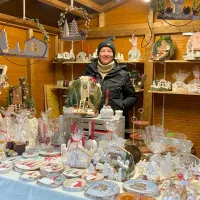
[97,39,116,57]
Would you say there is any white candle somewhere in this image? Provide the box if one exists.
[71,0,74,7]
[23,0,26,19]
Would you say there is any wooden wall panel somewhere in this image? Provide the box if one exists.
[105,0,149,25]
[33,32,56,117]
[0,26,27,107]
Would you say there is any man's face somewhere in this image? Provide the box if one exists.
[99,47,114,65]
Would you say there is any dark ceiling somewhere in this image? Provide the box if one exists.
[91,0,113,6]
[0,0,97,27]
[60,0,96,14]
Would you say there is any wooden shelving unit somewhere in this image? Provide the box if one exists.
[53,61,91,64]
[119,60,144,64]
[53,60,144,64]
[52,86,69,90]
[148,90,200,96]
[150,60,200,64]
[136,89,144,93]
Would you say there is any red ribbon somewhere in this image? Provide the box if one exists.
[90,76,97,84]
[0,129,7,134]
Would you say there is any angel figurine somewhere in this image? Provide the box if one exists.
[128,34,141,61]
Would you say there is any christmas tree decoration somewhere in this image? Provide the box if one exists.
[0,29,9,53]
[58,4,90,41]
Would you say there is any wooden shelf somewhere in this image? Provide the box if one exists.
[0,53,48,60]
[119,60,144,64]
[149,60,200,64]
[135,89,144,93]
[148,90,200,96]
[53,60,144,64]
[52,86,69,90]
[53,61,91,64]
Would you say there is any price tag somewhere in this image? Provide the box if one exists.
[180,180,189,186]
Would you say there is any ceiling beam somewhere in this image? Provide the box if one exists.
[0,13,59,35]
[75,0,127,13]
[38,0,85,17]
[101,0,127,12]
[74,0,102,12]
[88,21,200,38]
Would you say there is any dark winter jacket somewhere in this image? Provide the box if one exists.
[84,59,138,128]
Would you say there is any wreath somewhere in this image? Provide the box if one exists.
[29,18,49,43]
[58,6,90,37]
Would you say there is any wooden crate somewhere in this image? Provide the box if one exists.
[62,115,125,143]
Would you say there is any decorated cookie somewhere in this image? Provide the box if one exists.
[14,160,41,172]
[20,171,41,182]
[63,168,85,178]
[40,162,64,175]
[37,174,66,188]
[81,172,104,184]
[63,178,86,192]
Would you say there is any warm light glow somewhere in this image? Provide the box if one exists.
[143,0,151,2]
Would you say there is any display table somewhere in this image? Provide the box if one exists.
[0,170,123,200]
[0,164,200,200]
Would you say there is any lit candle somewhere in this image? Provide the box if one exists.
[81,40,84,52]
[71,0,73,7]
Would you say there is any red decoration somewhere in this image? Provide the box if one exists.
[106,89,109,99]
[91,120,94,140]
[178,173,183,180]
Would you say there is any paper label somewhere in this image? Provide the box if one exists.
[15,164,30,169]
[86,175,96,181]
[39,178,54,185]
[180,180,189,185]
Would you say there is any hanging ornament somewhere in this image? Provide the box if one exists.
[58,0,90,41]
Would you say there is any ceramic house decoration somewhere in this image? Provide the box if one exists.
[184,32,200,60]
[76,52,89,62]
[128,34,141,61]
[101,143,135,181]
[151,79,172,91]
[70,76,101,116]
[24,37,48,58]
[61,19,86,41]
[55,49,75,62]
[0,29,49,59]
